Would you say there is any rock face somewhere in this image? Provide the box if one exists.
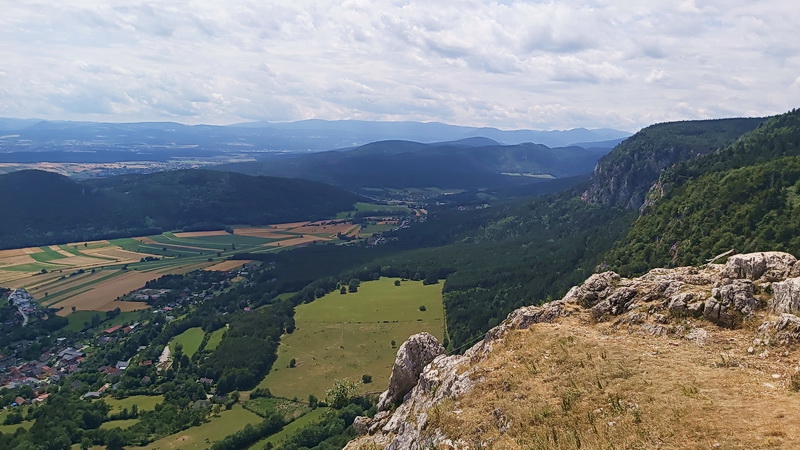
[703,280,760,328]
[346,252,800,449]
[770,278,800,314]
[376,332,445,412]
[723,251,797,281]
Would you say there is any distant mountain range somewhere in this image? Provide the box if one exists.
[0,118,630,154]
[217,137,613,190]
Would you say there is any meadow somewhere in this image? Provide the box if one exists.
[141,405,261,449]
[257,277,444,399]
[168,327,205,358]
[247,407,329,449]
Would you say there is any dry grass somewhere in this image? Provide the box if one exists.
[428,317,800,449]
[233,227,293,239]
[53,271,161,315]
[264,235,332,247]
[269,221,310,230]
[292,222,358,236]
[204,260,251,272]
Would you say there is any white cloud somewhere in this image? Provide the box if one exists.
[0,0,798,131]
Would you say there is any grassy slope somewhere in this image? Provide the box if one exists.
[423,316,800,449]
[258,278,444,399]
[169,327,205,358]
[205,327,226,352]
[141,405,261,450]
[248,407,329,450]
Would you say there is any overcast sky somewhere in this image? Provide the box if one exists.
[1,0,798,131]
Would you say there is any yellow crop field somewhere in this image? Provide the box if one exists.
[204,260,252,272]
[53,271,164,316]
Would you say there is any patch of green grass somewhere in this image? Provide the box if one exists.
[30,246,68,263]
[205,327,226,352]
[358,223,396,235]
[66,310,147,332]
[99,418,139,430]
[169,327,205,357]
[143,404,261,449]
[258,278,444,399]
[243,397,310,421]
[276,292,297,301]
[0,420,33,434]
[103,395,163,416]
[248,407,328,449]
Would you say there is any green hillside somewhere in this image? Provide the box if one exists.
[0,169,364,249]
[607,109,800,274]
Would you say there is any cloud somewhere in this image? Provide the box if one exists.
[0,0,798,131]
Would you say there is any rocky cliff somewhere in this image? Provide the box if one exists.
[581,118,761,211]
[347,252,800,449]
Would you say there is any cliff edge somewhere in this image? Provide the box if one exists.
[347,252,800,449]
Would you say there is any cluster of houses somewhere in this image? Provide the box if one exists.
[8,288,42,327]
[0,344,86,390]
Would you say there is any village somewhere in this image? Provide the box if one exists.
[0,264,251,409]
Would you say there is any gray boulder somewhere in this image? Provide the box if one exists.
[377,332,445,411]
[563,271,621,308]
[770,277,800,314]
[703,280,760,328]
[758,313,800,345]
[724,252,797,281]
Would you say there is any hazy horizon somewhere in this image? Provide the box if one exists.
[2,1,797,131]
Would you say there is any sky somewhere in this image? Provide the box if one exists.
[1,0,798,132]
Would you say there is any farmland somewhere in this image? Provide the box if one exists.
[257,277,445,400]
[0,215,406,316]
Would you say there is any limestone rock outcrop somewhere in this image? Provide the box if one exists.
[770,277,800,314]
[346,252,800,449]
[723,251,797,281]
[376,332,445,412]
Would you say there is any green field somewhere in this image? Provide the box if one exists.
[258,277,444,399]
[169,327,205,357]
[103,395,163,416]
[142,405,261,449]
[248,407,329,449]
[0,421,32,434]
[359,222,396,235]
[243,397,309,421]
[30,246,69,263]
[100,418,139,430]
[205,327,226,352]
[66,310,146,332]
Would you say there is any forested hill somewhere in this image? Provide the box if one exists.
[0,169,363,249]
[582,117,763,210]
[217,139,610,190]
[606,108,800,274]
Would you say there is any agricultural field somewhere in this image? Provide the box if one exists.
[257,277,445,400]
[168,327,205,358]
[141,405,261,450]
[0,219,376,316]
